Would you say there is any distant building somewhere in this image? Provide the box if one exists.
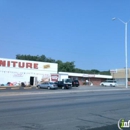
[110,68,130,86]
[59,72,112,86]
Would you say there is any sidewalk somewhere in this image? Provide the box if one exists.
[0,86,130,97]
[77,85,130,89]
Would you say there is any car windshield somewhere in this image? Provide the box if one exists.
[49,82,54,84]
[64,79,72,83]
[106,80,116,83]
[74,80,79,82]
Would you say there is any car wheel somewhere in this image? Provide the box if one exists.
[37,85,40,89]
[48,86,50,90]
[110,84,113,87]
[66,86,69,89]
[62,86,65,89]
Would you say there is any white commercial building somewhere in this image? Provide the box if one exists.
[0,58,58,86]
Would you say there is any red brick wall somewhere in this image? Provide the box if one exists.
[89,78,102,86]
[69,76,107,86]
[128,81,130,86]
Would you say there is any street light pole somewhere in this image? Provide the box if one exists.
[125,22,128,89]
[113,18,129,89]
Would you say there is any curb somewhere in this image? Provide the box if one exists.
[0,88,130,97]
[11,87,20,90]
[0,87,36,90]
[0,87,6,90]
[24,87,32,89]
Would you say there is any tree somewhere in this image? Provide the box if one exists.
[16,54,110,75]
[90,69,100,74]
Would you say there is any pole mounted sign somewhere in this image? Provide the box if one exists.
[110,69,117,73]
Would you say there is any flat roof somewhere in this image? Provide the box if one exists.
[59,72,112,79]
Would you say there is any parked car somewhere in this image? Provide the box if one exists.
[100,80,117,87]
[72,80,79,87]
[37,82,58,89]
[55,81,72,89]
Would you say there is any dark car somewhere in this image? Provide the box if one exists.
[72,80,79,87]
[55,81,72,89]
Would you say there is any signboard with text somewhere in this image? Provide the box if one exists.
[0,58,58,71]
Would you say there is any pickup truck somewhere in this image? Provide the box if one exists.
[55,81,72,89]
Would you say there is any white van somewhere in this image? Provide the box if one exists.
[100,80,117,87]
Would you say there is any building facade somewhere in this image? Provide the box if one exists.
[0,58,58,86]
[110,68,130,85]
[58,72,112,86]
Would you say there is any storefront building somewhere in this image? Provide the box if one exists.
[0,58,58,86]
[58,72,112,86]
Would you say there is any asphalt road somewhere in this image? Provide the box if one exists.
[0,87,130,130]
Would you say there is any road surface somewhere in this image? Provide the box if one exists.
[0,87,130,130]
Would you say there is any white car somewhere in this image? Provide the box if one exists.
[100,80,117,87]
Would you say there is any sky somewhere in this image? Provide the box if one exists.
[0,0,130,71]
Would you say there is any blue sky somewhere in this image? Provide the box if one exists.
[0,0,130,71]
